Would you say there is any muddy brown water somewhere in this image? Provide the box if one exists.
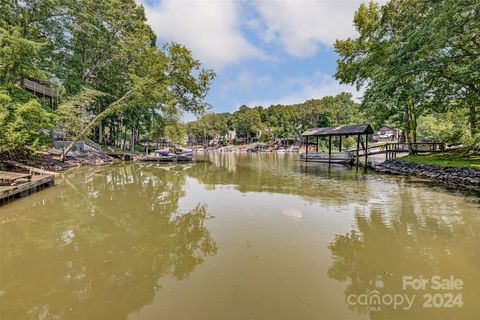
[1,153,479,320]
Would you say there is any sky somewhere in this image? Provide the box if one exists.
[140,0,368,118]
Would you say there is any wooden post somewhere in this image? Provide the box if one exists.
[364,133,368,166]
[328,135,332,163]
[316,136,319,152]
[339,136,342,152]
[356,134,360,167]
[305,136,308,162]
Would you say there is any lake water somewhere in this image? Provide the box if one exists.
[1,153,479,320]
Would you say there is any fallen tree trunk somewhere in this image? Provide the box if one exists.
[2,160,59,176]
[61,90,132,161]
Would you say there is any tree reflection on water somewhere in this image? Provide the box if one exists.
[0,164,217,320]
[327,187,480,319]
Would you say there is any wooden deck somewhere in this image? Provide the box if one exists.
[0,171,32,183]
[23,78,56,97]
[0,173,55,204]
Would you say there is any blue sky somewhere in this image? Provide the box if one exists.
[140,0,366,118]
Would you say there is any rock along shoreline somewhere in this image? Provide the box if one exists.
[0,151,115,173]
[373,159,480,192]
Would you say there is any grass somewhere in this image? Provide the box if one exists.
[401,152,480,169]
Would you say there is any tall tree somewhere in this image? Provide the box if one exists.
[60,42,214,159]
[233,105,261,143]
[335,0,479,152]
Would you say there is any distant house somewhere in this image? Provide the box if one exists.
[225,128,236,142]
[373,126,401,141]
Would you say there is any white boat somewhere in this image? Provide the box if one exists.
[300,152,354,164]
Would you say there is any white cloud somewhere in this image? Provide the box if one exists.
[142,0,267,69]
[252,0,366,57]
[247,72,363,107]
[220,70,272,96]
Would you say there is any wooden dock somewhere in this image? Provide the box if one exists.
[352,142,446,159]
[0,171,55,204]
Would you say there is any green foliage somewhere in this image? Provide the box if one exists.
[335,0,480,147]
[187,113,232,142]
[164,122,187,144]
[467,134,480,153]
[185,92,362,144]
[416,112,470,144]
[233,106,262,141]
[298,92,361,130]
[0,27,48,83]
[265,104,300,140]
[402,153,480,169]
[0,92,55,154]
[56,88,104,138]
[1,0,214,155]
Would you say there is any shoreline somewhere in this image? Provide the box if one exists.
[373,159,480,192]
[3,151,479,193]
[0,151,115,173]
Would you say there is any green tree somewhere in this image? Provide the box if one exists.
[233,105,261,143]
[297,93,361,130]
[264,104,299,140]
[0,92,55,154]
[60,43,214,159]
[335,0,479,151]
[164,121,186,144]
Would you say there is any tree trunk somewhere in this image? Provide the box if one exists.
[412,109,418,143]
[131,125,135,152]
[98,124,104,145]
[469,104,477,135]
[60,90,132,161]
[122,123,127,151]
[403,103,413,154]
[115,118,119,147]
[467,86,478,135]
[109,119,114,145]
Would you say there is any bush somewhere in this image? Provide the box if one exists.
[0,92,55,154]
[417,112,469,143]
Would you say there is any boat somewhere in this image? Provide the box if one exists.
[248,144,269,152]
[174,148,195,162]
[286,146,299,152]
[276,147,286,153]
[300,152,354,164]
[141,147,195,162]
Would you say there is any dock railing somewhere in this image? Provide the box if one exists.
[352,142,446,159]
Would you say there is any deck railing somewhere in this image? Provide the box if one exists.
[352,142,446,157]
[23,79,57,97]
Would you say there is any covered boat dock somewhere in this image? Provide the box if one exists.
[302,124,374,166]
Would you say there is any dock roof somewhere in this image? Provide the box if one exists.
[302,124,374,137]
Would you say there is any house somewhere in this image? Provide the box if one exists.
[225,128,236,142]
[373,126,401,141]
